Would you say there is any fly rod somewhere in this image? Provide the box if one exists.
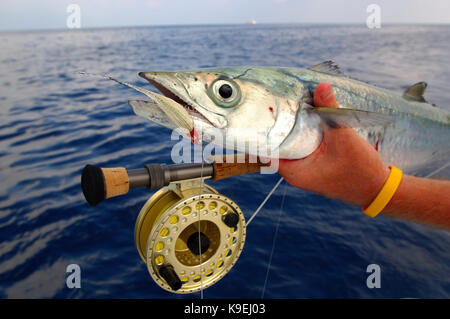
[81,154,269,206]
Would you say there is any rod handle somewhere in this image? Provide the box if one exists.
[81,165,130,206]
[210,154,269,181]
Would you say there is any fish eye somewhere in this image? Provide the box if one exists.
[219,84,233,99]
[208,78,241,108]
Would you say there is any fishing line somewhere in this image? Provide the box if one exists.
[425,161,450,178]
[261,180,287,299]
[197,142,205,300]
[247,177,284,226]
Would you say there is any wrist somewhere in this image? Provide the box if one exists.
[362,166,403,217]
[355,166,391,208]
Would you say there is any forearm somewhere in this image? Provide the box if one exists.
[381,175,450,229]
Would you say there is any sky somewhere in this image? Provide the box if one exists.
[1,0,450,31]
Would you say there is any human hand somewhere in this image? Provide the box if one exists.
[277,82,390,207]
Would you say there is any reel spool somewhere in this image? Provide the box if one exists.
[134,178,246,293]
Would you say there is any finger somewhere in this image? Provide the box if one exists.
[313,82,339,108]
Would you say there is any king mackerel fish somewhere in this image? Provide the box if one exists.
[113,61,449,178]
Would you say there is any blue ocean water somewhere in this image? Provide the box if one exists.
[0,24,449,299]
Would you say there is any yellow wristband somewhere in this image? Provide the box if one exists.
[362,166,403,218]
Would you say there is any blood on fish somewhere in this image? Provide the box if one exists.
[269,107,274,113]
[190,127,199,144]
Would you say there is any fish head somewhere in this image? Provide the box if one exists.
[139,67,309,156]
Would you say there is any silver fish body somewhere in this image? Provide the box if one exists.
[125,64,449,178]
[278,67,450,177]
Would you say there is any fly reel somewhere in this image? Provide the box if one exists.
[81,155,266,294]
[134,179,246,293]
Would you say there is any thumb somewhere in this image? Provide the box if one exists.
[313,83,363,154]
[313,82,351,151]
[313,82,339,108]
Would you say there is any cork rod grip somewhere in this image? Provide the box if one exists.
[210,154,269,181]
[102,167,130,198]
[81,165,130,206]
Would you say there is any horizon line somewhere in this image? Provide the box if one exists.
[1,21,450,33]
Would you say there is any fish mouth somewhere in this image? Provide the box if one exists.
[139,71,216,127]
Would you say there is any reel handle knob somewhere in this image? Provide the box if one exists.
[81,165,129,206]
[222,212,240,228]
[158,265,182,291]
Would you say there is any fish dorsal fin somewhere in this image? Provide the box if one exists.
[403,81,427,103]
[308,60,344,76]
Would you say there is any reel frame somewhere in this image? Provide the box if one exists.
[134,178,247,294]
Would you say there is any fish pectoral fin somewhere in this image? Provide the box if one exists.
[403,81,428,103]
[309,107,394,129]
